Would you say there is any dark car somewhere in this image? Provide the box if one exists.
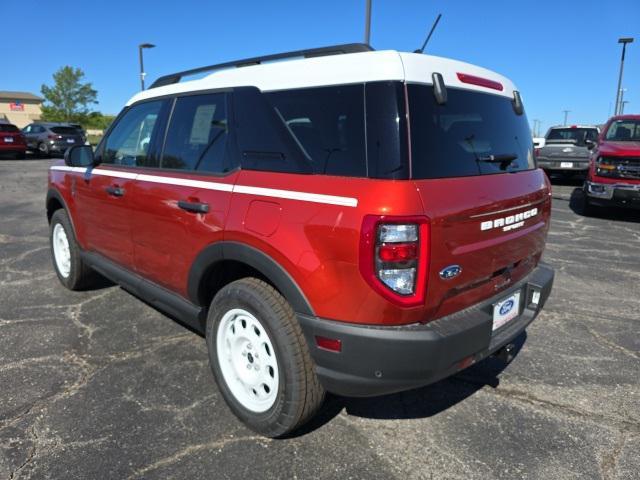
[0,123,27,159]
[22,122,84,157]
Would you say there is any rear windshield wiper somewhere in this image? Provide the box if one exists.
[477,153,518,168]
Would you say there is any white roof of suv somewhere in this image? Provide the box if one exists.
[127,47,517,107]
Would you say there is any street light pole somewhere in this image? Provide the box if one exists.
[139,43,156,90]
[614,37,634,115]
[562,110,570,125]
[364,0,372,44]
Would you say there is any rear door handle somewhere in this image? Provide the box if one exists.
[105,186,125,197]
[178,200,209,214]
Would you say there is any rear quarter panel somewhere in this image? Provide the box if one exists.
[225,170,429,325]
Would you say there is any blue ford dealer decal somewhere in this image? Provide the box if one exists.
[500,299,515,316]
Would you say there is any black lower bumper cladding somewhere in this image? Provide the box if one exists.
[298,264,554,397]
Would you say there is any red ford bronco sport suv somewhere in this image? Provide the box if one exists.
[584,114,640,212]
[46,44,554,437]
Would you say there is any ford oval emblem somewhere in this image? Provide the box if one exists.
[500,299,515,316]
[439,265,462,280]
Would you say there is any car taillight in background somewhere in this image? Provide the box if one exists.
[359,215,430,307]
[534,148,541,157]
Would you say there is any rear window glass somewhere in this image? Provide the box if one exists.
[408,85,535,179]
[266,85,366,177]
[0,124,19,132]
[547,128,598,144]
[50,126,80,135]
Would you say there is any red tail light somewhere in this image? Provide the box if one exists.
[359,215,430,307]
[534,148,541,157]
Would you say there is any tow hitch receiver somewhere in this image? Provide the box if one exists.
[493,343,516,363]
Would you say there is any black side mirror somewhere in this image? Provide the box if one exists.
[65,145,95,167]
[585,140,596,150]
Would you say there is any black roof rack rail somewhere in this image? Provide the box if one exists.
[148,43,374,89]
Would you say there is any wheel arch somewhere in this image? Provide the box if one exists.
[188,242,315,317]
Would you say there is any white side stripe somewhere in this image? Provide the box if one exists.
[50,166,357,207]
[233,184,357,207]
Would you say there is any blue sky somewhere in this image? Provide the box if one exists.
[4,0,639,133]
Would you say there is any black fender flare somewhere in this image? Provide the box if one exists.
[46,188,79,234]
[187,241,315,316]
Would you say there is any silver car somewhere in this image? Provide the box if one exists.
[22,122,85,157]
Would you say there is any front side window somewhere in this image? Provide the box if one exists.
[605,120,640,141]
[161,93,230,173]
[408,85,535,179]
[102,101,163,167]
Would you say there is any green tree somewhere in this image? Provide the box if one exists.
[40,66,98,123]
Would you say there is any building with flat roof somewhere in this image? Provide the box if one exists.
[0,91,43,128]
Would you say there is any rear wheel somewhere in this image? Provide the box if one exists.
[49,209,97,290]
[38,142,49,157]
[206,278,325,437]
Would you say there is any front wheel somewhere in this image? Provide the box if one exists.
[49,209,97,290]
[206,278,325,437]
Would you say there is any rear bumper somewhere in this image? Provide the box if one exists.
[298,263,554,397]
[585,181,640,209]
[0,144,26,152]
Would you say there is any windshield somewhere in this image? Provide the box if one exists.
[408,85,535,179]
[605,120,640,141]
[546,128,598,144]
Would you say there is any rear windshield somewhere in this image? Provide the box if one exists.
[408,85,535,179]
[0,124,19,132]
[546,128,598,144]
[50,126,80,135]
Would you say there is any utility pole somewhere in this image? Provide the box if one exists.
[532,119,541,137]
[562,110,570,126]
[614,37,634,115]
[364,0,372,44]
[139,43,156,90]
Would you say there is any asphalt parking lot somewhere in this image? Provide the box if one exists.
[1,158,638,479]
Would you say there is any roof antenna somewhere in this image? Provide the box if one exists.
[414,13,442,54]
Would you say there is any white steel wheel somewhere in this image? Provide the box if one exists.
[52,223,71,278]
[216,308,279,413]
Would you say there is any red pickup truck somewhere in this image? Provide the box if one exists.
[584,115,640,212]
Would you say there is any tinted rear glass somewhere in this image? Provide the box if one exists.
[547,128,598,144]
[0,124,19,132]
[408,85,535,179]
[50,126,80,135]
[266,85,366,177]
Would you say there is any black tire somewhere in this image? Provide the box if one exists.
[206,278,325,437]
[38,142,49,158]
[49,209,97,290]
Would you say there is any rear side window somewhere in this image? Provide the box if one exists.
[50,126,79,135]
[161,93,231,173]
[408,85,535,179]
[267,85,366,177]
[0,124,19,132]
